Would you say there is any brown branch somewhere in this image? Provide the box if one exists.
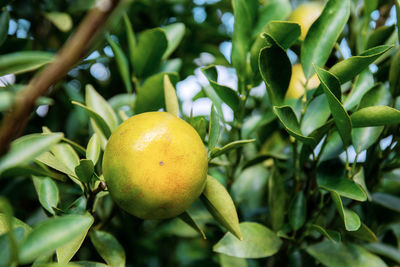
[0,0,122,156]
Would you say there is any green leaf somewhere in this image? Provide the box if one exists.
[349,222,378,243]
[18,214,94,264]
[273,106,316,146]
[85,84,118,132]
[262,21,301,50]
[0,10,10,46]
[314,66,352,147]
[0,133,63,175]
[75,160,94,183]
[329,45,393,84]
[353,168,372,201]
[51,143,80,175]
[219,254,247,267]
[389,48,400,97]
[106,34,132,93]
[259,38,291,106]
[163,74,179,117]
[352,126,384,153]
[331,191,361,231]
[372,192,400,212]
[208,106,220,150]
[364,243,400,264]
[311,224,341,242]
[0,227,24,267]
[202,65,240,113]
[178,211,206,240]
[36,152,76,180]
[132,28,168,78]
[301,0,350,79]
[135,72,179,113]
[86,134,100,166]
[0,213,31,237]
[213,222,282,258]
[72,101,112,139]
[162,22,185,60]
[300,94,330,135]
[44,12,73,32]
[351,106,400,127]
[366,26,396,49]
[268,167,287,231]
[306,240,387,267]
[289,192,306,231]
[209,139,255,159]
[0,197,18,266]
[0,51,54,76]
[201,175,242,240]
[89,230,125,267]
[123,13,136,68]
[343,70,374,110]
[71,262,109,267]
[396,0,400,43]
[32,176,59,215]
[252,0,291,37]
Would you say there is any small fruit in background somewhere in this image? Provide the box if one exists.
[103,112,208,220]
[285,64,320,99]
[288,1,324,40]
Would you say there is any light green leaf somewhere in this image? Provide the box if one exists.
[51,143,80,175]
[123,13,136,68]
[162,22,185,60]
[44,12,73,32]
[268,167,287,231]
[331,191,361,231]
[289,192,306,231]
[208,106,220,150]
[18,214,94,264]
[0,213,31,237]
[311,224,341,242]
[0,51,54,76]
[75,159,94,183]
[0,133,63,175]
[349,222,378,243]
[89,230,125,267]
[252,0,291,37]
[210,139,255,159]
[300,94,330,135]
[389,48,400,97]
[301,0,350,79]
[366,26,395,49]
[86,134,100,165]
[353,168,372,201]
[201,175,242,240]
[32,176,59,215]
[351,106,400,127]
[0,10,10,46]
[35,152,76,180]
[163,74,179,117]
[364,243,400,264]
[213,222,282,258]
[178,211,206,240]
[219,254,247,267]
[372,192,400,212]
[343,70,374,111]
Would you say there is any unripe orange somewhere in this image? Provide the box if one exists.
[285,64,320,99]
[288,2,324,41]
[102,112,208,219]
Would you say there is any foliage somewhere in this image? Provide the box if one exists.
[0,0,400,266]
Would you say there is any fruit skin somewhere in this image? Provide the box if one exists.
[285,64,320,99]
[288,2,324,41]
[102,112,208,220]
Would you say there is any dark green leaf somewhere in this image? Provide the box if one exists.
[352,126,384,153]
[32,176,59,215]
[86,134,100,166]
[351,106,400,127]
[364,243,400,264]
[389,48,400,97]
[213,222,282,258]
[311,224,341,242]
[396,0,400,42]
[0,11,9,46]
[263,21,301,50]
[372,192,400,212]
[106,34,132,93]
[201,175,242,240]
[18,214,94,264]
[252,0,291,37]
[162,23,185,60]
[273,106,316,146]
[89,230,126,267]
[331,191,361,231]
[209,139,255,159]
[123,13,136,68]
[0,51,54,76]
[366,26,396,49]
[289,192,306,231]
[75,160,94,183]
[0,133,63,175]
[301,0,350,79]
[353,168,372,201]
[208,106,220,150]
[163,74,179,117]
[349,222,378,243]
[268,167,287,231]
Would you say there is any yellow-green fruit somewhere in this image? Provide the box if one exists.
[285,64,320,99]
[103,112,208,220]
[288,2,324,40]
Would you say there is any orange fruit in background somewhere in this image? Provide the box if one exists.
[285,64,320,99]
[102,112,208,219]
[288,2,324,41]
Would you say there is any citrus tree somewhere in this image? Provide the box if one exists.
[1,0,400,266]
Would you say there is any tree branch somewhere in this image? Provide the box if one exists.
[0,0,122,156]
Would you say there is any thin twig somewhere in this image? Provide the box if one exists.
[0,0,122,156]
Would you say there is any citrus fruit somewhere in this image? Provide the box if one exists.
[102,112,208,219]
[285,64,320,99]
[288,2,324,41]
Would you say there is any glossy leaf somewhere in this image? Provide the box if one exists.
[89,230,126,267]
[178,211,206,240]
[0,197,18,266]
[202,65,240,113]
[259,40,291,106]
[32,176,59,215]
[343,70,374,111]
[209,139,255,159]
[201,175,242,240]
[162,23,185,60]
[132,28,168,78]
[86,134,100,166]
[252,0,291,37]
[36,152,76,180]
[106,34,132,93]
[123,13,136,67]
[350,222,378,243]
[311,225,341,242]
[315,66,351,147]
[268,167,286,231]
[366,26,395,49]
[75,160,94,183]
[289,192,306,231]
[273,106,316,146]
[352,126,383,153]
[0,10,9,46]
[372,192,400,212]
[0,51,54,76]
[44,12,73,32]
[262,21,301,50]
[0,133,63,175]
[330,45,393,84]
[351,106,400,127]
[163,74,179,117]
[135,72,179,113]
[306,240,387,267]
[208,106,220,150]
[18,214,94,264]
[389,48,400,97]
[353,168,372,201]
[331,191,361,231]
[213,222,282,258]
[51,143,79,175]
[301,0,350,79]
[300,94,330,135]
